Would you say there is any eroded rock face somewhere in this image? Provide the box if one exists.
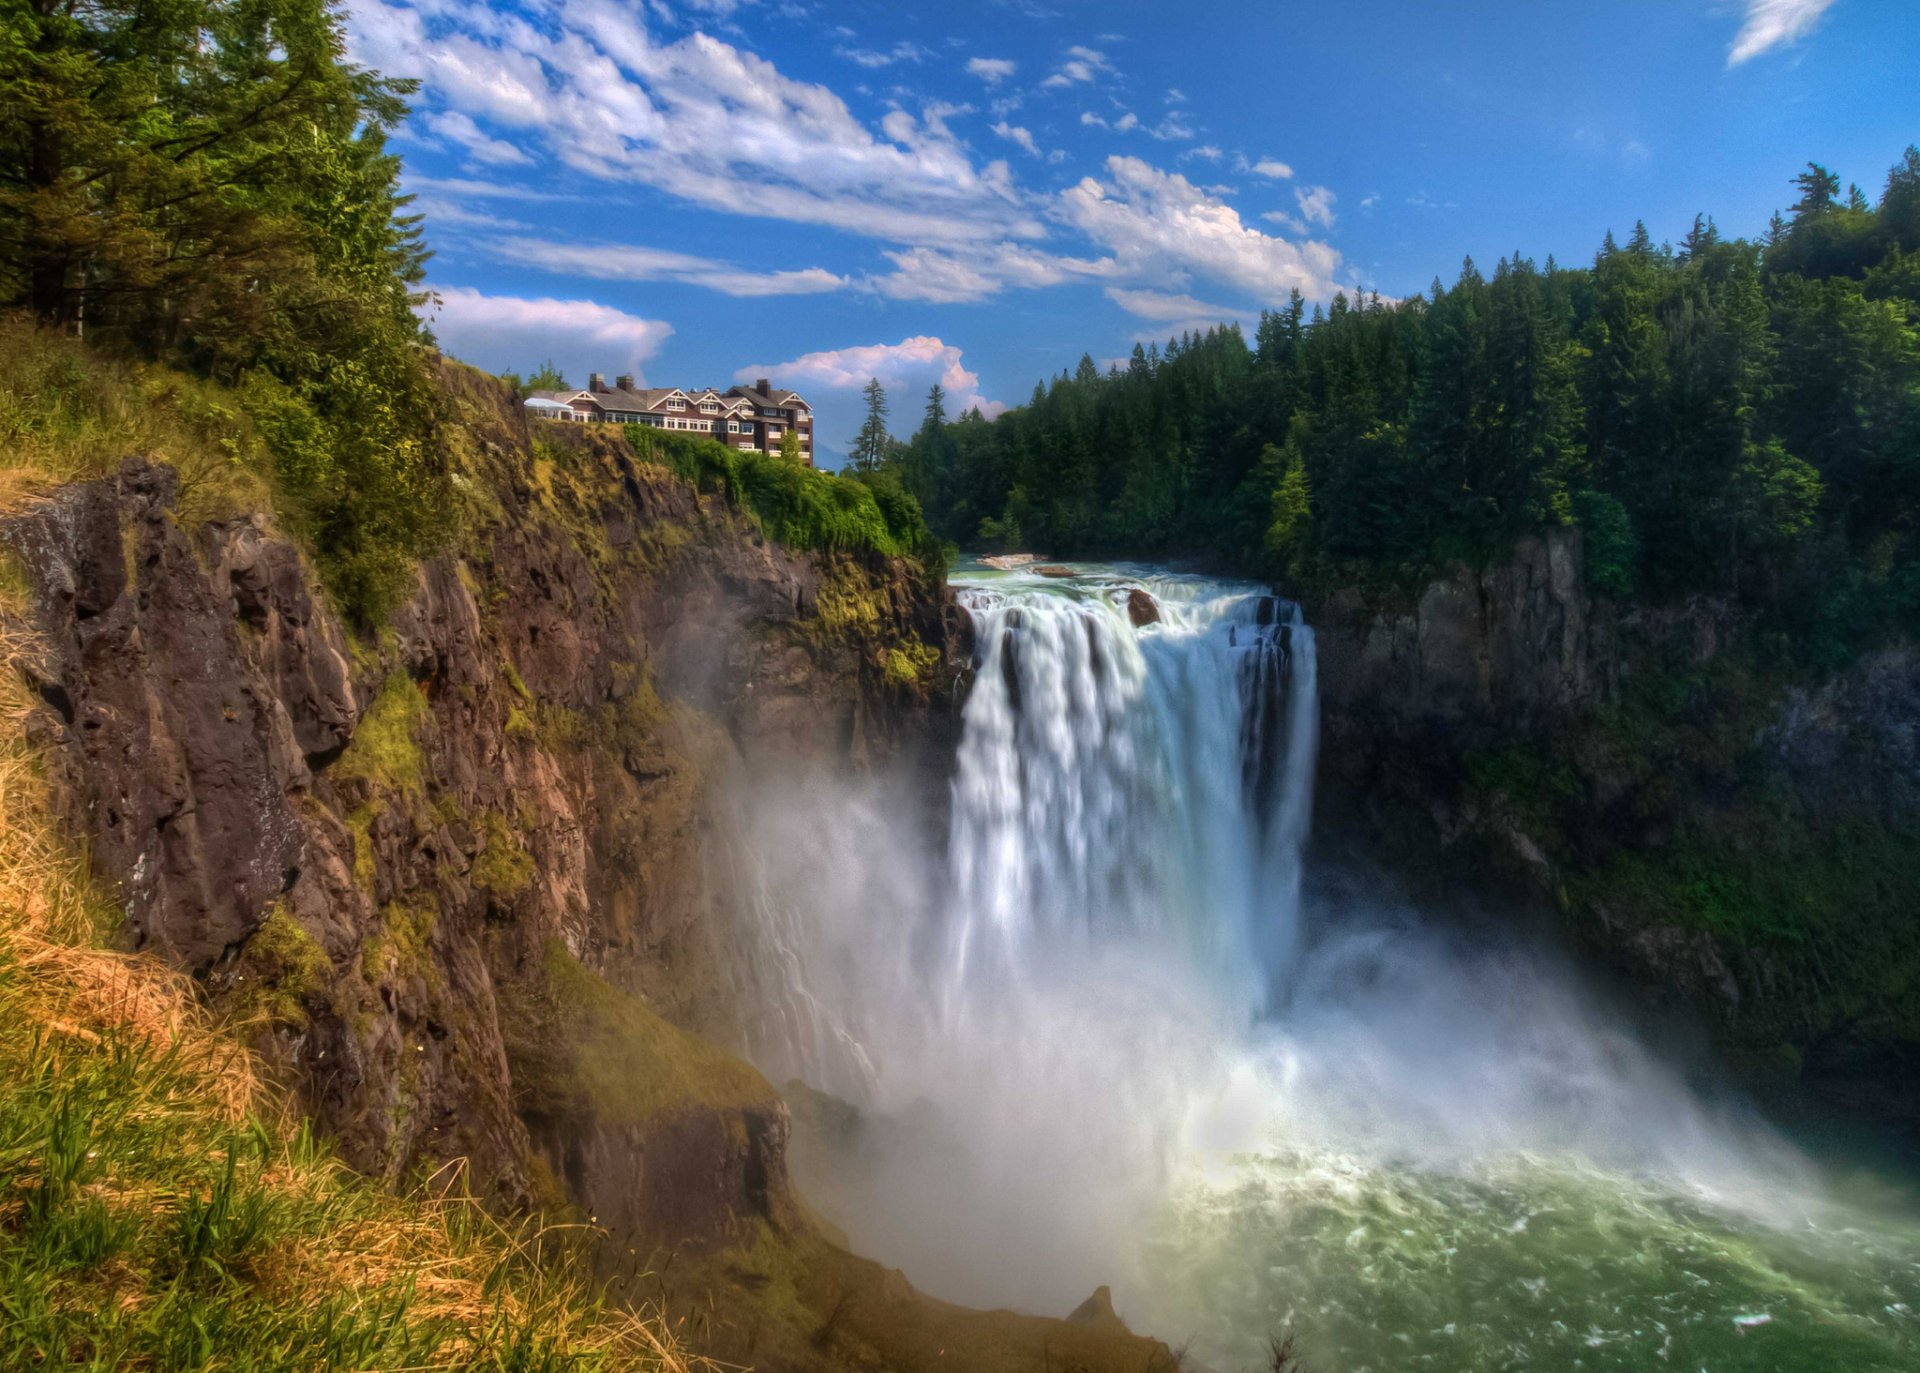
[1314,525,1595,751]
[1125,587,1160,627]
[0,372,960,1218]
[5,461,308,967]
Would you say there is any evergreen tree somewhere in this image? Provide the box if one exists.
[848,377,892,473]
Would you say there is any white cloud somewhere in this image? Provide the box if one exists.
[1042,44,1113,89]
[837,40,928,68]
[1104,287,1237,321]
[869,243,1113,304]
[347,0,1039,248]
[992,121,1045,158]
[423,287,672,380]
[966,56,1017,84]
[1057,156,1343,304]
[1183,145,1223,163]
[491,236,847,296]
[1260,210,1308,235]
[1294,184,1337,228]
[424,110,533,166]
[737,338,1007,451]
[1727,0,1838,66]
[1243,156,1294,180]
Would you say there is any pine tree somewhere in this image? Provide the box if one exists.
[848,377,892,473]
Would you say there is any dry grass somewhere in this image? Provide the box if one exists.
[0,614,698,1372]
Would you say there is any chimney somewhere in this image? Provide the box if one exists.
[755,378,771,394]
[588,372,606,393]
[615,374,634,392]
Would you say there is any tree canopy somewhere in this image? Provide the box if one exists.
[1,0,445,623]
[890,148,1920,666]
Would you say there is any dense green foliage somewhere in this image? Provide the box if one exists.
[899,151,1920,663]
[626,425,935,563]
[0,0,448,622]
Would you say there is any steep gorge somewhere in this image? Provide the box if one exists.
[0,364,1171,1373]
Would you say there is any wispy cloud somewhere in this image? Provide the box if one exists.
[1294,184,1337,229]
[992,121,1049,159]
[737,337,1006,424]
[1727,0,1838,66]
[837,40,929,68]
[347,0,1038,248]
[1042,44,1113,89]
[1105,287,1237,322]
[422,287,672,380]
[491,236,848,297]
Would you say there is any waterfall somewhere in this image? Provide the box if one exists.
[724,561,1919,1363]
[944,572,1317,1021]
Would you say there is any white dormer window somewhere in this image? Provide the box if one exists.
[667,399,685,410]
[700,401,719,413]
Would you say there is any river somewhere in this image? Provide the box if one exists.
[733,559,1920,1372]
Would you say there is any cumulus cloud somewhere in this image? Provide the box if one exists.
[967,56,1017,84]
[737,337,1007,453]
[1727,0,1838,65]
[423,287,672,379]
[1242,156,1294,180]
[1104,287,1237,322]
[1057,156,1342,304]
[347,0,1038,247]
[491,236,847,296]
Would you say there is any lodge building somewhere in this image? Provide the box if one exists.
[525,373,814,467]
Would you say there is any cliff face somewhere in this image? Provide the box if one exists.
[1310,528,1920,1121]
[0,365,1169,1372]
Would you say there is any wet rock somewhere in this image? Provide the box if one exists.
[1067,1286,1133,1336]
[1034,564,1076,578]
[1126,588,1160,627]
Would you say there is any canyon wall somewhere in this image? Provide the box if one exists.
[1310,527,1920,1125]
[0,365,1168,1373]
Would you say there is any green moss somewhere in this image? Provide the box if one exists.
[470,812,535,899]
[501,659,532,703]
[360,895,439,1000]
[227,904,331,1028]
[333,674,428,797]
[504,706,536,740]
[345,799,385,895]
[883,637,942,692]
[540,942,774,1126]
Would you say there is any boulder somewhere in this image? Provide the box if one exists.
[1126,588,1161,626]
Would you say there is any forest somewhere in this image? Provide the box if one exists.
[889,152,1920,668]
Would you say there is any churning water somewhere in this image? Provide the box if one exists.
[733,561,1920,1372]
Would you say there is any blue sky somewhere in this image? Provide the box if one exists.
[347,0,1919,462]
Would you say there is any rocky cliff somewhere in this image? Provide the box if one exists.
[0,363,1171,1372]
[1310,527,1920,1128]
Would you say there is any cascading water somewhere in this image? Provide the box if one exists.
[729,560,1920,1372]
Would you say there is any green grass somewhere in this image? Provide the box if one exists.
[624,428,930,561]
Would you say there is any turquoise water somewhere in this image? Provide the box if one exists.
[1149,1149,1920,1371]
